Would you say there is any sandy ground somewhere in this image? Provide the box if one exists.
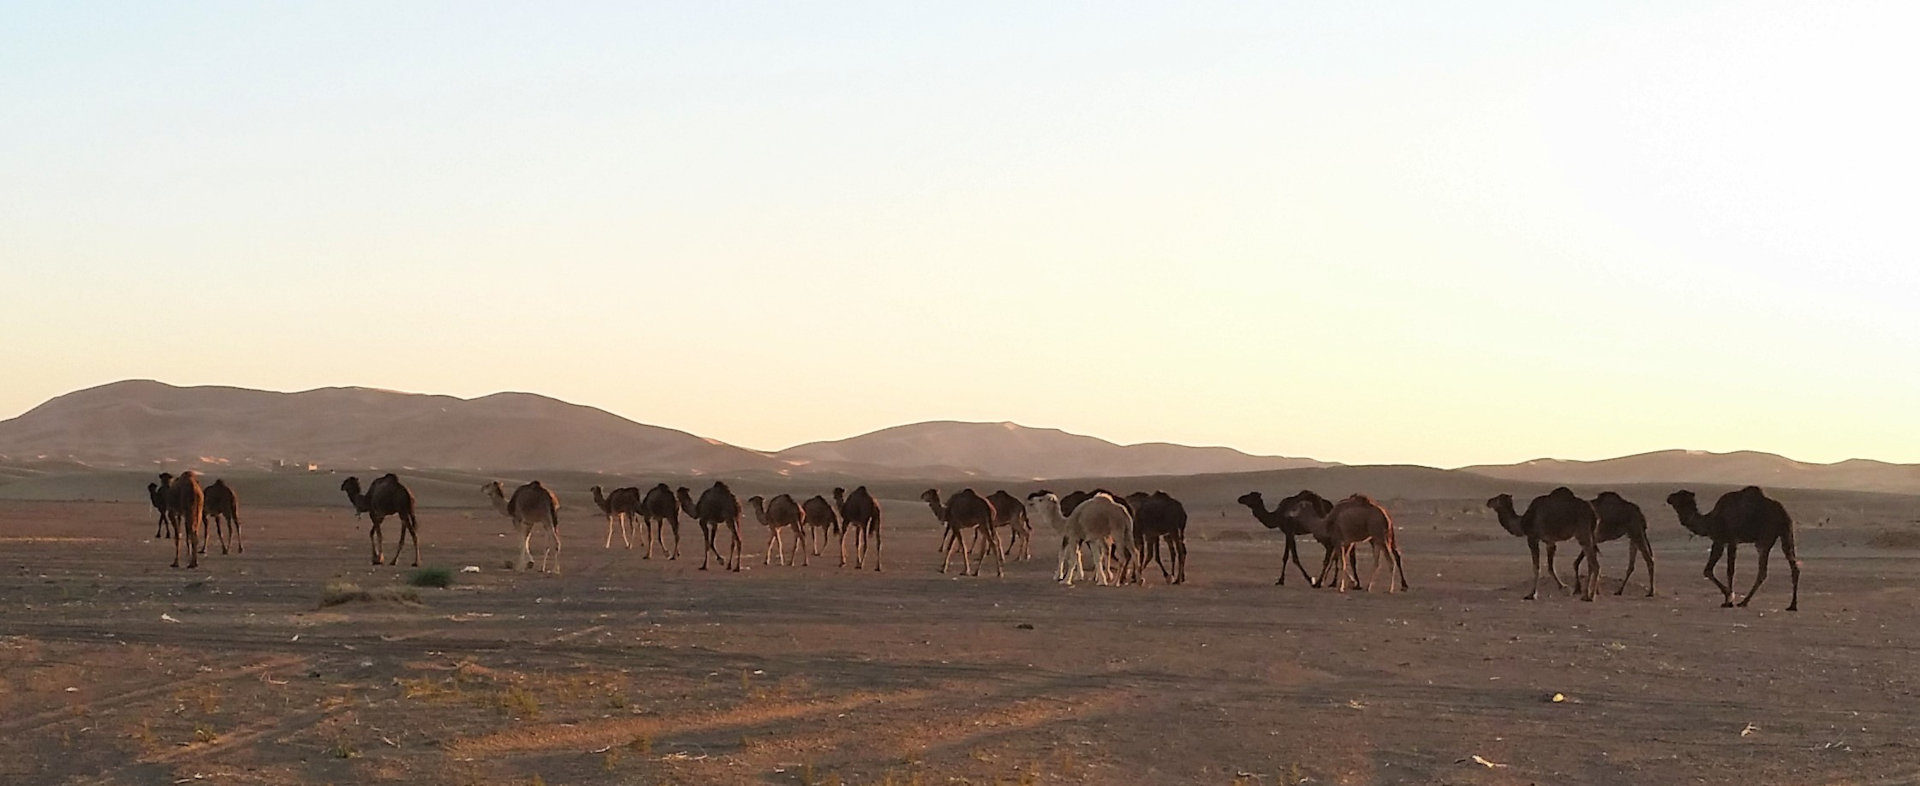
[1,497,1917,785]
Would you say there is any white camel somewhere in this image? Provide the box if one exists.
[1023,491,1136,586]
[483,480,563,573]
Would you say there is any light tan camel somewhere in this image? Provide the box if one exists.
[484,480,563,573]
[1022,491,1134,586]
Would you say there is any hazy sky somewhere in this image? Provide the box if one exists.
[4,2,1917,467]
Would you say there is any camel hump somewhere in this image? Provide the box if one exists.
[1343,493,1375,505]
[1548,486,1578,498]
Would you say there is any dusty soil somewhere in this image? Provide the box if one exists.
[1,497,1917,785]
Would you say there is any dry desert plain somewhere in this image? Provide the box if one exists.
[2,484,1919,785]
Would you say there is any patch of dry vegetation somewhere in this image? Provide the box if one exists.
[319,581,421,608]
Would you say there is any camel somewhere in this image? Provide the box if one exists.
[148,473,172,538]
[1666,487,1800,611]
[678,483,743,571]
[1061,489,1130,516]
[800,495,839,557]
[1024,491,1134,586]
[747,494,809,566]
[483,480,563,573]
[340,474,421,566]
[164,471,204,569]
[590,485,643,549]
[1486,488,1599,601]
[1236,491,1353,587]
[921,488,1004,577]
[202,479,243,555]
[940,490,1034,562]
[1574,491,1657,597]
[832,486,883,570]
[1126,491,1188,585]
[986,490,1034,561]
[639,483,683,559]
[1280,491,1408,593]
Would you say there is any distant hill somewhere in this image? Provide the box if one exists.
[776,420,1330,480]
[1460,450,1920,496]
[0,380,781,474]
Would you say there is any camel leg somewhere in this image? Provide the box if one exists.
[870,525,883,572]
[1780,528,1800,611]
[1736,542,1772,608]
[547,525,562,575]
[983,522,1005,578]
[1581,541,1599,602]
[669,519,682,560]
[1368,542,1387,592]
[1544,542,1568,592]
[1276,536,1295,585]
[390,517,411,566]
[1173,534,1188,584]
[407,516,421,567]
[796,527,810,566]
[1613,544,1635,596]
[1637,535,1657,597]
[1723,544,1738,606]
[170,518,182,568]
[1525,538,1542,600]
[1701,542,1731,605]
[605,515,615,549]
[764,528,779,566]
[368,522,384,565]
[1314,543,1338,588]
[728,524,743,572]
[520,528,536,571]
[1391,542,1408,591]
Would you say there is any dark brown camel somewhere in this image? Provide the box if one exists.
[1666,487,1800,611]
[1237,491,1348,587]
[832,486,883,571]
[590,485,644,549]
[986,490,1034,561]
[1486,488,1599,601]
[678,483,743,572]
[1574,491,1656,597]
[1280,491,1408,593]
[747,494,808,566]
[340,474,421,566]
[800,495,839,558]
[921,488,1003,577]
[639,483,682,559]
[1126,491,1188,585]
[202,478,243,555]
[164,471,204,569]
[148,473,172,538]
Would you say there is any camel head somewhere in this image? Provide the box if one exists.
[1022,490,1062,523]
[1485,493,1524,535]
[919,489,941,505]
[1665,490,1712,537]
[159,472,173,483]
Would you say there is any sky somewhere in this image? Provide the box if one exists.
[3,1,1917,467]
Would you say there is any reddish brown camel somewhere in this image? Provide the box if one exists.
[1666,487,1800,611]
[164,471,205,569]
[202,478,243,555]
[1280,491,1408,593]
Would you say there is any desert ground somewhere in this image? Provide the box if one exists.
[2,487,1919,785]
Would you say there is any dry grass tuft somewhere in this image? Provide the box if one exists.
[319,581,421,608]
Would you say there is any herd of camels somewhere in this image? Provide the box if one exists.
[141,471,1803,610]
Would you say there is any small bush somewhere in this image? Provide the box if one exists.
[407,567,454,588]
